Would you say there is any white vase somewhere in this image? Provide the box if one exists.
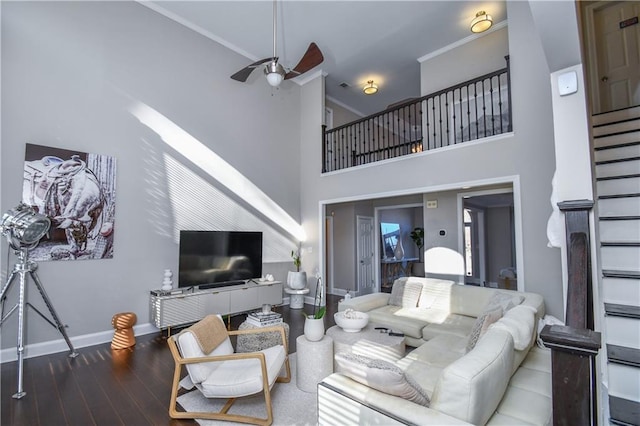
[304,317,325,342]
[287,271,307,290]
[394,238,405,260]
[161,269,173,291]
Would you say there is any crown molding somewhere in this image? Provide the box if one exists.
[418,20,508,63]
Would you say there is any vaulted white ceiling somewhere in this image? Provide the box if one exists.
[144,1,507,116]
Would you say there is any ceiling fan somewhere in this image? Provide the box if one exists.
[230,0,324,87]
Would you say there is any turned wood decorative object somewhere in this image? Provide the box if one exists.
[111,312,137,350]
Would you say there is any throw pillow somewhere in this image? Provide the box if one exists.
[484,292,524,313]
[335,352,430,406]
[389,278,408,306]
[466,306,503,353]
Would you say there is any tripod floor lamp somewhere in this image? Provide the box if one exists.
[0,203,78,399]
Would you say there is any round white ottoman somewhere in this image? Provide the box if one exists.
[296,335,333,393]
[284,287,309,309]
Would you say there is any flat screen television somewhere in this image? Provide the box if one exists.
[178,231,263,289]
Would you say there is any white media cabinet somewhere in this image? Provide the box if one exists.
[149,281,283,330]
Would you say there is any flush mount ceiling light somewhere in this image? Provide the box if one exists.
[363,80,378,95]
[470,11,493,33]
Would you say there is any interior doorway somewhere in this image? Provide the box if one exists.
[376,203,424,292]
[583,1,640,113]
[356,216,375,295]
[458,189,516,289]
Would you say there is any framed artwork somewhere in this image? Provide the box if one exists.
[22,143,117,261]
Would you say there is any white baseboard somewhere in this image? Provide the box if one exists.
[0,323,158,363]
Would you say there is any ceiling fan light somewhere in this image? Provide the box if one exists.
[470,11,493,33]
[363,80,378,95]
[264,61,285,87]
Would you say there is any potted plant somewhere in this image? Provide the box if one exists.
[287,248,307,290]
[410,227,425,276]
[302,277,326,341]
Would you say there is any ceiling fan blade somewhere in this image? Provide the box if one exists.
[230,58,273,82]
[284,43,324,80]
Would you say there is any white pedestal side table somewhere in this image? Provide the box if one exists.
[284,287,309,309]
[295,335,334,393]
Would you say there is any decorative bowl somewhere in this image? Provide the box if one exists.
[334,309,369,332]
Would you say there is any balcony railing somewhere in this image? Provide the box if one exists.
[322,56,512,173]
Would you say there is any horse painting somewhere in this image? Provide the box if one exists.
[23,145,116,261]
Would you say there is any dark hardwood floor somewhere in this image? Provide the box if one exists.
[1,295,340,426]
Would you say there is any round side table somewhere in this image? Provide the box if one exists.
[284,287,309,309]
[295,335,333,393]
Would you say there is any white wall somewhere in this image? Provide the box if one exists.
[299,2,564,318]
[1,2,302,353]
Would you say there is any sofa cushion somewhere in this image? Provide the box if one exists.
[450,285,497,317]
[335,352,430,406]
[485,291,524,313]
[490,305,536,351]
[421,313,477,340]
[430,328,514,425]
[466,306,503,352]
[401,334,467,369]
[417,278,455,309]
[367,306,429,339]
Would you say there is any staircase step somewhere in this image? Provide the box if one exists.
[595,144,640,163]
[594,131,640,150]
[598,173,640,181]
[610,395,640,426]
[602,276,640,306]
[594,120,640,138]
[602,242,640,247]
[608,345,640,368]
[600,193,640,200]
[596,158,640,178]
[603,271,640,279]
[608,364,640,415]
[605,316,640,350]
[599,197,640,217]
[600,219,640,242]
[597,176,640,196]
[593,106,640,126]
[601,246,640,272]
[601,216,640,221]
[605,303,640,319]
[597,156,640,166]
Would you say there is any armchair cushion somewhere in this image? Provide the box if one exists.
[178,329,234,385]
[198,345,286,398]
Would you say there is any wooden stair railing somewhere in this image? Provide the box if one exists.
[540,200,602,426]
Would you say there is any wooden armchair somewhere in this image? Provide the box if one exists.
[167,315,291,426]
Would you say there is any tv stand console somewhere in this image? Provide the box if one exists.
[149,281,283,330]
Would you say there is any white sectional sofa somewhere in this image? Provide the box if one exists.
[317,277,552,425]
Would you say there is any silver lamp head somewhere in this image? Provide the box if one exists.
[1,203,50,249]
